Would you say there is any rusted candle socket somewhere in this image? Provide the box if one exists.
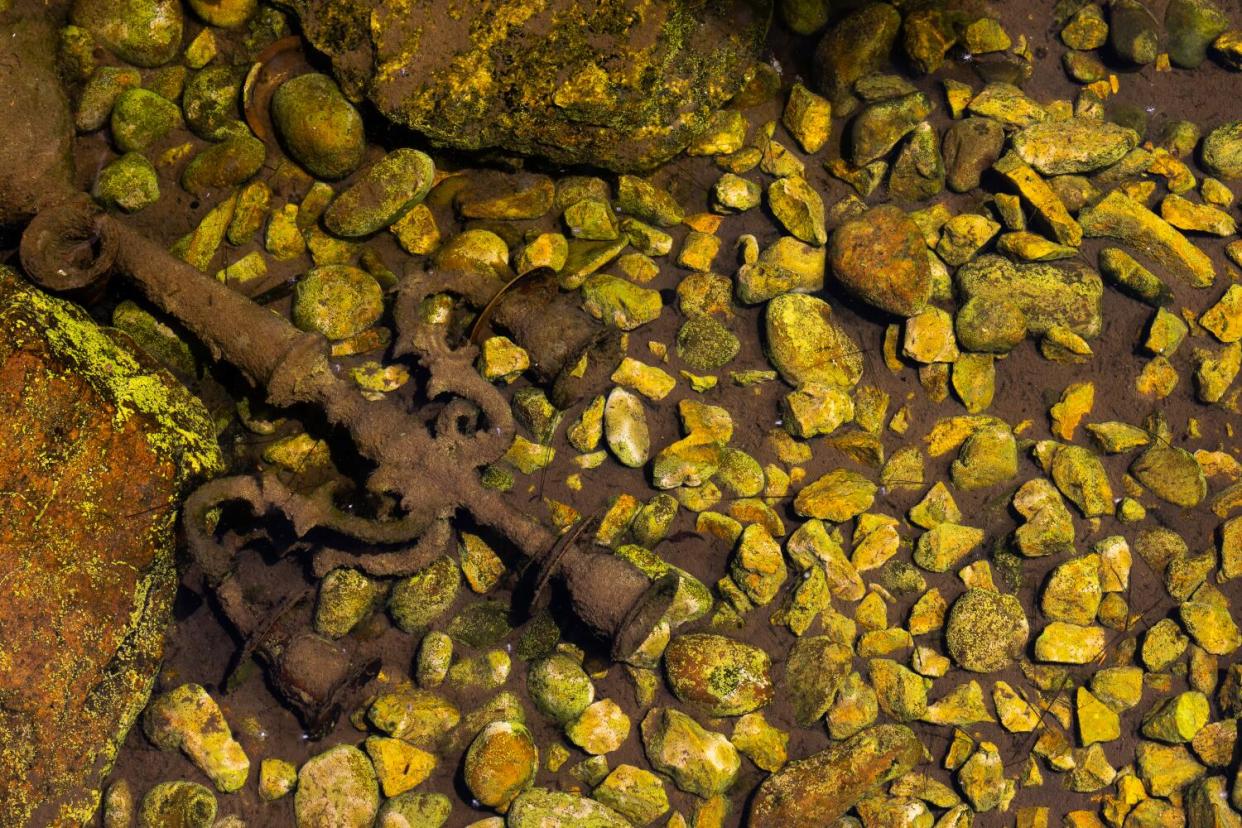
[488,269,624,408]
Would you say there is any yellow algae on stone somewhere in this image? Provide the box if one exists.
[143,684,250,792]
[1034,622,1107,663]
[1079,189,1215,287]
[1077,687,1121,745]
[1050,381,1094,440]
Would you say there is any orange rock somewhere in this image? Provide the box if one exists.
[0,268,219,825]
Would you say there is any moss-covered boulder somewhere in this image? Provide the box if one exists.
[279,0,769,171]
[0,268,220,825]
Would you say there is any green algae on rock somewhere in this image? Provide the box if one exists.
[282,0,768,172]
[640,707,739,798]
[944,588,1029,673]
[291,265,384,341]
[765,293,863,387]
[270,73,366,180]
[294,744,379,828]
[664,633,773,717]
[93,151,159,212]
[1079,189,1216,288]
[137,780,216,827]
[463,720,539,812]
[324,149,436,237]
[143,684,250,793]
[527,654,595,724]
[508,788,630,828]
[955,255,1103,338]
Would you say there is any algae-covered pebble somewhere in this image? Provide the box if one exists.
[813,3,902,101]
[913,523,985,572]
[735,236,826,304]
[389,556,461,633]
[376,792,452,827]
[604,387,650,468]
[945,588,1029,673]
[72,0,183,68]
[1012,118,1139,175]
[784,635,852,725]
[581,274,662,331]
[955,296,1027,353]
[292,265,383,341]
[782,382,853,438]
[1165,0,1229,68]
[528,654,594,724]
[640,707,739,797]
[94,152,159,212]
[664,633,773,717]
[1034,622,1108,663]
[187,0,255,27]
[1079,190,1216,287]
[943,117,1005,193]
[463,721,538,812]
[1180,584,1242,655]
[829,205,931,316]
[1142,691,1210,743]
[591,764,670,826]
[314,567,379,638]
[567,699,631,755]
[271,73,365,180]
[768,176,826,245]
[137,781,216,828]
[259,758,298,801]
[794,468,876,521]
[294,744,379,827]
[364,735,436,798]
[367,687,460,746]
[850,92,933,167]
[181,134,266,196]
[956,255,1102,338]
[508,788,630,828]
[783,82,831,153]
[144,683,250,792]
[616,175,683,227]
[111,88,180,153]
[676,315,739,370]
[1130,444,1207,507]
[325,149,436,237]
[765,293,863,387]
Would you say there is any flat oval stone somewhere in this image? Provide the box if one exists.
[324,149,436,237]
[1012,117,1139,175]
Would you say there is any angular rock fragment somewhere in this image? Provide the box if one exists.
[748,724,923,827]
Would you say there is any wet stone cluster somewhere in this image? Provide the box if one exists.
[43,0,1242,825]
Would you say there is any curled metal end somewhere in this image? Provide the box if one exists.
[19,196,116,295]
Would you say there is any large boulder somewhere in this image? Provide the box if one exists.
[278,0,770,171]
[0,268,220,825]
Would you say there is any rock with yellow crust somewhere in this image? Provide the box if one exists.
[748,724,923,827]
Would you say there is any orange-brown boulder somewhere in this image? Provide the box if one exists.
[0,267,220,825]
